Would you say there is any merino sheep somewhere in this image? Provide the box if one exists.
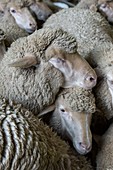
[96,123,113,170]
[44,8,113,113]
[0,96,93,170]
[0,27,97,114]
[0,0,37,45]
[7,0,53,22]
[39,86,96,155]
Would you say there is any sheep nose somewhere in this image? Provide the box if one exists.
[79,142,92,152]
[87,76,97,86]
[29,22,37,30]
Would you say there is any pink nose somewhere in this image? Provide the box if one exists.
[79,142,91,151]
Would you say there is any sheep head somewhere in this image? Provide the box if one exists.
[46,46,97,89]
[8,3,37,33]
[8,46,97,90]
[98,0,113,23]
[29,2,52,22]
[39,87,96,155]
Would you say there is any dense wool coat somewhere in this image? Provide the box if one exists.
[0,27,78,114]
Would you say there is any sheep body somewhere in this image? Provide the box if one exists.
[0,27,78,114]
[0,96,93,170]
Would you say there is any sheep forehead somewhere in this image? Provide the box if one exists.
[58,87,96,113]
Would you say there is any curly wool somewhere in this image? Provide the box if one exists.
[93,78,112,119]
[0,27,77,114]
[58,87,96,113]
[44,8,113,58]
[96,124,113,170]
[0,96,93,170]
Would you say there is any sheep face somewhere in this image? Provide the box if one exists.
[29,2,53,22]
[47,47,97,89]
[54,98,92,155]
[9,6,37,33]
[39,87,96,155]
[98,1,113,23]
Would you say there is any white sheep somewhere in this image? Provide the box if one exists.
[0,96,93,170]
[0,0,37,45]
[38,86,96,155]
[0,27,97,114]
[7,0,53,22]
[44,8,113,113]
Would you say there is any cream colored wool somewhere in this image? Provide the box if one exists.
[0,27,78,114]
[58,87,96,113]
[44,8,113,64]
[0,96,93,170]
[96,123,113,170]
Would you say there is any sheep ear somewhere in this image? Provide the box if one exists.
[8,54,38,68]
[38,104,55,117]
[46,46,72,74]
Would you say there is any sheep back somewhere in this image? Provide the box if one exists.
[44,8,113,58]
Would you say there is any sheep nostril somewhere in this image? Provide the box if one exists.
[29,23,37,29]
[79,142,91,151]
[89,77,95,82]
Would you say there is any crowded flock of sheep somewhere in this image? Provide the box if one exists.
[1,0,113,169]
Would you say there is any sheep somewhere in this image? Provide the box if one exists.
[38,86,96,155]
[0,0,37,45]
[7,0,53,22]
[98,0,113,24]
[0,27,97,114]
[0,29,6,61]
[96,122,113,170]
[44,8,113,113]
[0,96,93,170]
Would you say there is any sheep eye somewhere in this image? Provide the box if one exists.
[60,109,65,112]
[101,4,106,8]
[11,9,16,13]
